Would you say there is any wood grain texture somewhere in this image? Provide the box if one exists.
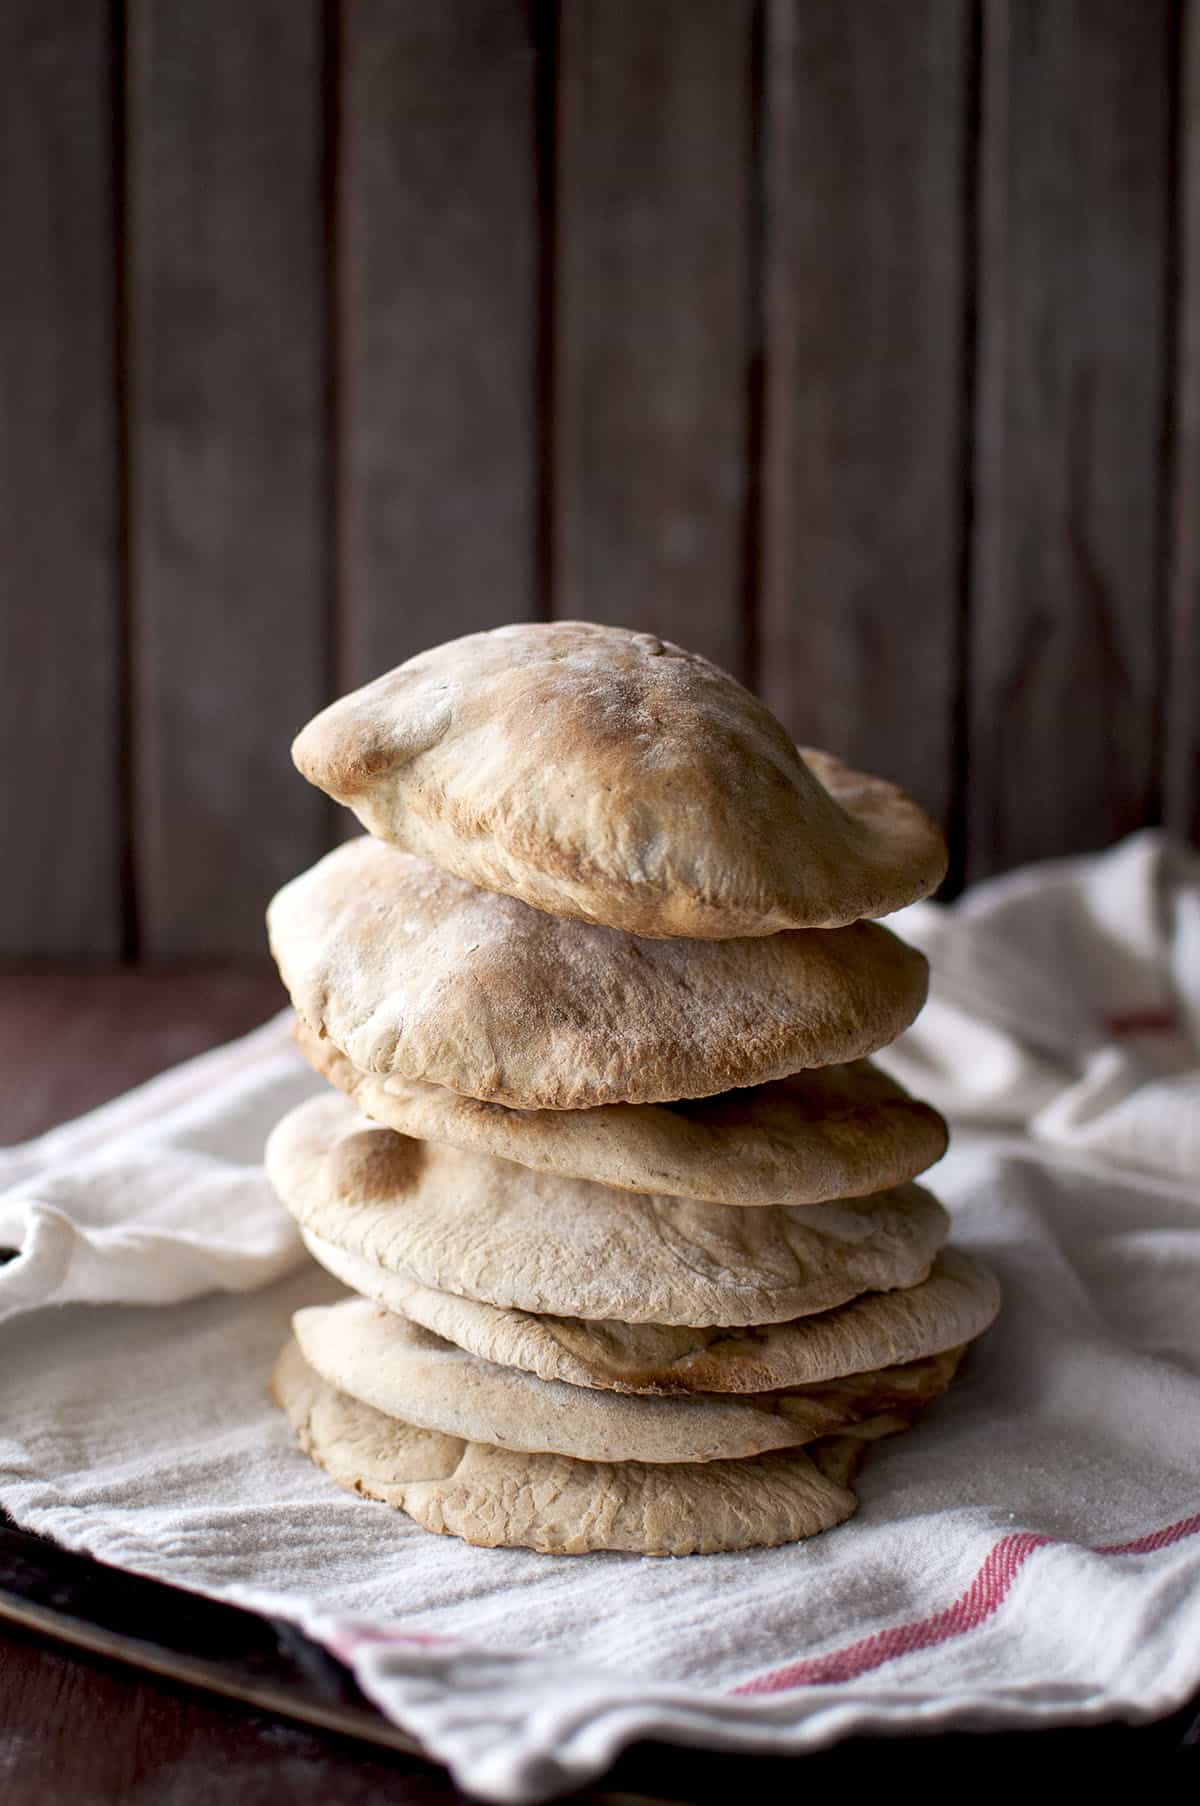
[339,0,539,685]
[969,0,1173,877]
[128,0,329,957]
[1166,0,1200,844]
[553,0,754,677]
[0,968,284,1143]
[0,1625,464,1806]
[0,1,121,956]
[2,5,1199,966]
[759,0,970,829]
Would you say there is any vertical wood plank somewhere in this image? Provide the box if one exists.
[554,0,754,677]
[970,0,1173,877]
[760,1,970,831]
[340,0,539,683]
[0,2,121,955]
[129,0,328,957]
[1167,0,1200,845]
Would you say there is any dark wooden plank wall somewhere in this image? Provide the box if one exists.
[339,0,540,684]
[554,0,753,677]
[0,1,122,956]
[0,0,1195,959]
[128,0,329,957]
[971,0,1173,875]
[761,0,971,846]
[1168,0,1200,846]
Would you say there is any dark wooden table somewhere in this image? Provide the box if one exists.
[1,969,1196,1803]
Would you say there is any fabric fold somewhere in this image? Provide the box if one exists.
[0,1015,315,1321]
[878,831,1200,1180]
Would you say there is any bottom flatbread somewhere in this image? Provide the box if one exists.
[271,1338,925,1555]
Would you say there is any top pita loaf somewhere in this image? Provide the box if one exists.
[291,621,948,938]
[268,839,928,1110]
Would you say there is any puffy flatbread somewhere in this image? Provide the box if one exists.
[302,1235,999,1395]
[267,839,929,1109]
[296,1023,948,1206]
[268,1093,949,1326]
[272,1337,926,1554]
[290,621,947,937]
[292,1297,962,1464]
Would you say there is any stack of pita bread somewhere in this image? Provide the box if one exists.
[265,622,999,1556]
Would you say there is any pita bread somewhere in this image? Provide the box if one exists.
[290,621,947,938]
[267,839,929,1109]
[292,1297,963,1464]
[272,1337,924,1553]
[302,1235,999,1395]
[296,1023,948,1207]
[268,1093,949,1326]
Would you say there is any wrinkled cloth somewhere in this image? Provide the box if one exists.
[1,830,1198,1802]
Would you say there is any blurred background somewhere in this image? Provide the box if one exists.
[2,0,1197,966]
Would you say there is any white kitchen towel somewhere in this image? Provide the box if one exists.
[0,1017,312,1321]
[2,829,1199,1802]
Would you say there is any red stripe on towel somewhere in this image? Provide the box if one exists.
[1104,1009,1178,1035]
[733,1510,1200,1695]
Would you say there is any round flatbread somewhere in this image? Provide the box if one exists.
[302,1236,999,1396]
[267,839,929,1109]
[292,1297,963,1464]
[290,621,947,937]
[296,1023,948,1207]
[268,1093,949,1326]
[272,1337,922,1554]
